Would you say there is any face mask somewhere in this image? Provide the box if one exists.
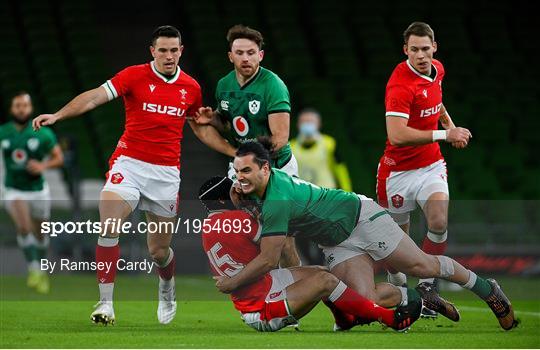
[299,122,318,138]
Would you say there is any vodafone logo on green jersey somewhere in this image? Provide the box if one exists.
[12,149,27,164]
[233,116,249,136]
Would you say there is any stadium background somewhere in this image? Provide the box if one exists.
[1,0,539,277]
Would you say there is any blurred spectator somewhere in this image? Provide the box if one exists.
[291,108,352,191]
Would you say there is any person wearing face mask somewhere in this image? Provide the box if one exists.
[291,108,352,192]
[0,91,64,294]
[290,108,352,265]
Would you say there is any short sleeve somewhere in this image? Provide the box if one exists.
[101,66,135,101]
[385,84,414,119]
[41,127,58,153]
[260,201,289,237]
[186,84,203,117]
[266,75,291,114]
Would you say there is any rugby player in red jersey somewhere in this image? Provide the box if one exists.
[33,25,202,325]
[376,22,471,316]
[199,176,422,332]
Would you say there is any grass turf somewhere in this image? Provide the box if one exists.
[1,275,539,348]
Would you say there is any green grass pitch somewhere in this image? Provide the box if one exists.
[1,275,539,348]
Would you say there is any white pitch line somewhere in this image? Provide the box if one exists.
[459,306,540,317]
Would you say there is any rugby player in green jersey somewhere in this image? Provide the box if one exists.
[213,139,518,331]
[191,24,300,268]
[1,92,64,293]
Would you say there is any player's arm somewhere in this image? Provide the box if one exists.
[439,104,456,129]
[279,236,301,267]
[192,107,230,132]
[33,87,109,130]
[214,234,286,293]
[268,112,290,151]
[188,120,237,157]
[26,145,64,175]
[386,116,471,146]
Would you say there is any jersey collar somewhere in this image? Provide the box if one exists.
[406,60,437,82]
[151,61,181,84]
[238,66,262,90]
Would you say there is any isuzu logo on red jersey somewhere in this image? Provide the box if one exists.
[391,194,404,208]
[142,103,186,117]
[233,116,249,136]
[420,103,442,118]
[110,172,124,184]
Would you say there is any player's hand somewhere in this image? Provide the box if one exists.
[451,141,468,149]
[446,127,472,144]
[33,114,59,131]
[26,160,46,175]
[191,106,214,125]
[213,275,235,294]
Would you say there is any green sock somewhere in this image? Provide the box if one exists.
[17,235,38,263]
[407,288,421,303]
[471,276,492,300]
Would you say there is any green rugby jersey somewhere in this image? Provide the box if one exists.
[215,67,292,168]
[256,169,361,246]
[0,121,57,191]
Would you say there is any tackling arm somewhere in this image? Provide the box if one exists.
[188,120,237,157]
[215,235,286,293]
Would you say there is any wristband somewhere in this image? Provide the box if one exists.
[432,130,447,142]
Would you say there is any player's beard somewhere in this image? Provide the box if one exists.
[12,114,31,126]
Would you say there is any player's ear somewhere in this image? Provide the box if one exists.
[150,45,156,58]
[228,51,233,63]
[403,44,408,56]
[432,41,437,53]
[178,45,184,57]
[259,50,264,62]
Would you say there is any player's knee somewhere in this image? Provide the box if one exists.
[318,270,339,293]
[148,246,169,263]
[407,257,438,278]
[427,214,447,233]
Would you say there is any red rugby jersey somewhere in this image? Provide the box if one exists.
[380,59,445,171]
[102,62,202,167]
[201,210,273,313]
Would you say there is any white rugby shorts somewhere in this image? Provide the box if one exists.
[102,155,180,217]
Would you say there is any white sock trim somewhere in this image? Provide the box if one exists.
[398,286,408,306]
[99,282,115,303]
[387,271,407,286]
[97,237,119,247]
[328,281,348,303]
[158,247,174,268]
[427,230,448,243]
[462,271,477,290]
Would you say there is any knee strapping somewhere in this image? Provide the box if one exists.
[436,255,454,277]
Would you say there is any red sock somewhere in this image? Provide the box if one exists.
[323,300,356,329]
[157,248,175,280]
[96,243,119,284]
[329,282,394,326]
[422,231,448,255]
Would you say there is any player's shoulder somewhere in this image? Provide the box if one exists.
[119,63,149,75]
[0,121,12,137]
[259,67,286,86]
[387,61,416,90]
[177,69,202,90]
[217,70,237,89]
[432,59,445,76]
[267,169,293,200]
